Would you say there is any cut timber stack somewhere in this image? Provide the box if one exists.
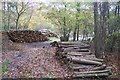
[55,41,112,78]
[42,31,58,37]
[6,30,48,43]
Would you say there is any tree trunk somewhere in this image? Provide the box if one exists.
[77,22,79,41]
[7,3,10,31]
[16,14,20,30]
[2,2,9,51]
[76,2,80,41]
[3,2,7,31]
[73,14,77,41]
[94,2,101,58]
[118,5,119,17]
[63,17,66,38]
[73,26,77,41]
[101,2,108,57]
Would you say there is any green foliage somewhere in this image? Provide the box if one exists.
[107,15,120,31]
[0,58,11,77]
[106,32,120,52]
[0,68,2,75]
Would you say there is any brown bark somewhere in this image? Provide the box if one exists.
[74,69,110,74]
[73,72,110,78]
[94,2,101,58]
[66,52,92,55]
[91,64,106,71]
[63,48,90,52]
[70,58,102,65]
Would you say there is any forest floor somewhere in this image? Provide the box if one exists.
[89,42,120,80]
[104,52,120,79]
[1,40,120,79]
[2,41,72,78]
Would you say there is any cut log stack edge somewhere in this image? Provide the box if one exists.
[55,41,112,78]
[3,30,49,43]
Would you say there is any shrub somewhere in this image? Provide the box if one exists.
[106,32,120,53]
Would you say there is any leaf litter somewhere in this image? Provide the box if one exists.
[2,42,72,78]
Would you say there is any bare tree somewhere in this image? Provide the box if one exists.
[15,2,29,30]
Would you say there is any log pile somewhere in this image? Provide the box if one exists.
[42,31,58,37]
[55,41,112,78]
[6,30,49,43]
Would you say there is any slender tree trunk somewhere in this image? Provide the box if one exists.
[76,3,80,41]
[73,2,80,41]
[63,17,66,38]
[7,3,10,31]
[16,14,20,30]
[3,2,6,31]
[67,28,71,41]
[77,21,79,41]
[2,2,9,51]
[107,3,112,35]
[73,26,77,41]
[118,6,120,17]
[82,30,85,41]
[73,13,78,41]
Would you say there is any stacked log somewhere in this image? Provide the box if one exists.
[7,30,49,43]
[55,41,112,78]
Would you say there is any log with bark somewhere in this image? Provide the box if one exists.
[66,55,103,62]
[73,72,110,78]
[69,65,92,70]
[63,48,90,52]
[91,64,106,71]
[62,52,92,56]
[70,57,103,65]
[60,45,90,48]
[60,45,79,48]
[86,58,104,62]
[59,41,89,46]
[74,69,111,74]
